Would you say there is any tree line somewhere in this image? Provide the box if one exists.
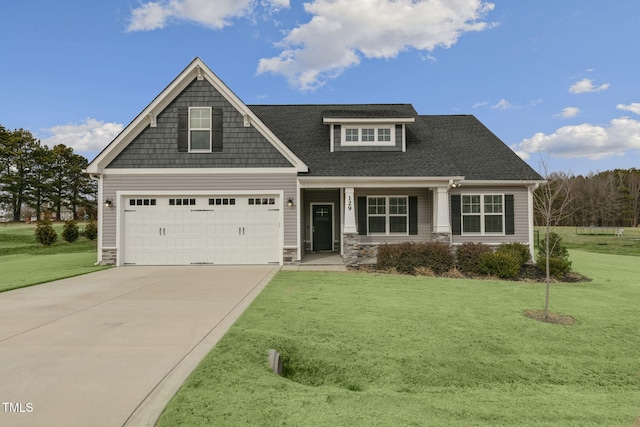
[535,169,640,228]
[0,125,96,222]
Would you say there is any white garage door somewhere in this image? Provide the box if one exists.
[123,195,281,265]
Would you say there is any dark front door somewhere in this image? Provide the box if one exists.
[312,205,333,251]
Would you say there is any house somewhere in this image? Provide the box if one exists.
[86,58,543,267]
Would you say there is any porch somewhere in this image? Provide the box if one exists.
[297,180,455,266]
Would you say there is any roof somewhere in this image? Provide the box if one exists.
[249,104,543,181]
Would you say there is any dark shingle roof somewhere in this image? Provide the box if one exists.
[249,104,542,181]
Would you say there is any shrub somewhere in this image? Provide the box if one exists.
[423,242,455,275]
[538,232,569,259]
[536,256,572,279]
[377,242,455,275]
[478,251,521,279]
[84,220,98,241]
[62,220,79,243]
[537,232,571,277]
[377,242,422,274]
[497,242,531,266]
[35,214,57,246]
[456,242,492,274]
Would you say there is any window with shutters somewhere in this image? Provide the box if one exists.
[189,107,211,152]
[461,194,504,234]
[367,196,408,235]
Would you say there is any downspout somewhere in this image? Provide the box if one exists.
[90,173,102,266]
[528,183,540,262]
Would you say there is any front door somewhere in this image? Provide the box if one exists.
[312,205,333,251]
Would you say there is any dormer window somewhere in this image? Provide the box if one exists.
[342,126,395,146]
[323,111,415,152]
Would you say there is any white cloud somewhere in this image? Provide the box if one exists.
[257,0,496,91]
[41,118,124,154]
[126,0,289,32]
[617,103,640,115]
[569,78,610,94]
[492,99,514,110]
[556,107,580,118]
[514,117,640,161]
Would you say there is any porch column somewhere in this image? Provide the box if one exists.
[342,187,358,266]
[343,187,357,233]
[433,186,451,234]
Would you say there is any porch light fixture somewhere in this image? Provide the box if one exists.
[451,181,462,188]
[104,199,113,208]
[287,198,294,207]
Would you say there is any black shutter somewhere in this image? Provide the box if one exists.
[451,194,461,235]
[409,196,418,235]
[177,107,188,152]
[357,197,367,235]
[212,108,223,152]
[505,194,515,235]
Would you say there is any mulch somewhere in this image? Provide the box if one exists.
[524,309,576,325]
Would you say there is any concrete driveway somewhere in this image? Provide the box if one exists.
[0,265,279,427]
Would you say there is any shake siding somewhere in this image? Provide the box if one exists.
[108,79,292,169]
[356,188,432,244]
[101,172,298,247]
[450,186,530,245]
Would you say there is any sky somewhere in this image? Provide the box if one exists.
[1,0,639,177]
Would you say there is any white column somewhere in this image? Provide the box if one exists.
[343,187,357,233]
[434,187,450,234]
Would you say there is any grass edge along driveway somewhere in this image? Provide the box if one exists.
[158,250,640,427]
[0,252,110,292]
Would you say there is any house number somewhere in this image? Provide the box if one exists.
[347,195,352,211]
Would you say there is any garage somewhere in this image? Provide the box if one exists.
[122,195,281,265]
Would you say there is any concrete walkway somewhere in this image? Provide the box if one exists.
[0,265,278,427]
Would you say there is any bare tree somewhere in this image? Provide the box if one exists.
[533,158,575,319]
[625,170,640,227]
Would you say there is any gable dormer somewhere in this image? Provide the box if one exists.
[323,109,415,153]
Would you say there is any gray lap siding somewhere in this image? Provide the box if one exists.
[101,172,298,250]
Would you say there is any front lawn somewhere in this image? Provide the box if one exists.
[538,225,640,257]
[158,250,640,426]
[0,222,109,291]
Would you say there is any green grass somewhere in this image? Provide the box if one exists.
[537,225,640,257]
[158,251,640,426]
[0,222,109,291]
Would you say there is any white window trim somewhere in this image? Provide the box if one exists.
[461,193,505,236]
[342,125,396,147]
[367,195,409,236]
[189,107,212,153]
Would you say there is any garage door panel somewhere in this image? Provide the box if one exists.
[123,195,280,265]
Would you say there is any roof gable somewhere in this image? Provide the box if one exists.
[87,58,307,174]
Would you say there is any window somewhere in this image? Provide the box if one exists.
[248,197,275,205]
[361,128,375,142]
[461,194,503,234]
[189,107,211,151]
[342,126,394,146]
[208,198,236,206]
[367,196,408,235]
[169,198,196,206]
[129,198,156,206]
[345,128,359,142]
[378,128,391,142]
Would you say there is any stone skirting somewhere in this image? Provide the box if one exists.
[283,247,298,264]
[100,248,117,265]
[431,232,451,243]
[342,233,359,267]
